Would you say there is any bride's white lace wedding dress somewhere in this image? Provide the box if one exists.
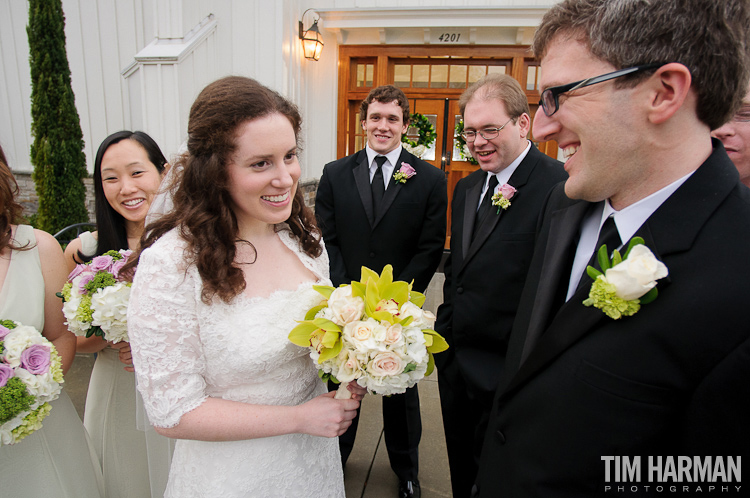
[128,227,344,498]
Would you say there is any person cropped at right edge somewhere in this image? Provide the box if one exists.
[713,81,750,188]
[473,1,750,496]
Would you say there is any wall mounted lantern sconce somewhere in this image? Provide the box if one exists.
[299,9,323,61]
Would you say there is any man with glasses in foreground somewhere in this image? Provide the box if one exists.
[473,0,750,496]
[434,73,565,498]
[713,82,750,188]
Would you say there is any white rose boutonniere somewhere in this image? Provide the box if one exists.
[583,237,668,319]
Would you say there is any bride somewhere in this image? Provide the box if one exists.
[125,76,364,497]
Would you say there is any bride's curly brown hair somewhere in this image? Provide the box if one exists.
[124,76,322,304]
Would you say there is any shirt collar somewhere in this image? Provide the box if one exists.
[366,144,403,169]
[601,169,695,244]
[483,140,531,191]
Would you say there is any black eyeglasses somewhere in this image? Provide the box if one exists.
[461,118,514,142]
[730,105,750,123]
[538,63,664,117]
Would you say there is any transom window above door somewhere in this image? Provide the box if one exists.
[393,59,509,90]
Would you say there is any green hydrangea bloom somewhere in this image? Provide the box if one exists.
[0,377,34,424]
[11,403,52,442]
[49,345,64,384]
[0,320,14,355]
[84,272,117,294]
[76,294,94,323]
[103,250,124,260]
[60,282,73,302]
[583,276,640,320]
[491,193,511,211]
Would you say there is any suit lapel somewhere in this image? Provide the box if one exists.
[502,142,738,398]
[353,151,375,227]
[460,178,483,261]
[514,200,590,367]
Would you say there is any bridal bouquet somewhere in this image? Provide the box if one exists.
[289,265,448,397]
[59,249,132,343]
[0,320,64,445]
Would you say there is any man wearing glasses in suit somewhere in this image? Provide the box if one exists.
[473,0,750,496]
[434,73,565,498]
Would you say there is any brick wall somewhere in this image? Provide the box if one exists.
[14,172,96,223]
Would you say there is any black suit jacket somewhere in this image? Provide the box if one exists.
[315,148,447,292]
[435,144,566,403]
[474,142,750,496]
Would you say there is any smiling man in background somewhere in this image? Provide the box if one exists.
[315,85,447,498]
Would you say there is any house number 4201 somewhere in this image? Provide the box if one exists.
[438,33,461,42]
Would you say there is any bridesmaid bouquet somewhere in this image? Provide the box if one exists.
[289,265,448,397]
[0,320,64,445]
[59,249,132,343]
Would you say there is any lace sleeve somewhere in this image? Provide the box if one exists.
[128,234,208,428]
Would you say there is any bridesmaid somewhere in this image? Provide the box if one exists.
[0,143,104,496]
[64,131,174,498]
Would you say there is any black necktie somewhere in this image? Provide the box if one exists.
[371,156,387,213]
[575,215,622,294]
[472,175,499,241]
[589,215,622,271]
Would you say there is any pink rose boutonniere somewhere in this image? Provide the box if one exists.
[491,183,517,212]
[393,162,417,184]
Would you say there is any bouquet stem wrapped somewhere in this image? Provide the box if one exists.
[289,265,449,396]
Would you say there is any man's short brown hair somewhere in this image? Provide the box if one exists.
[359,85,411,125]
[532,0,750,130]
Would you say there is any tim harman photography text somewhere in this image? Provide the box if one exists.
[602,456,741,493]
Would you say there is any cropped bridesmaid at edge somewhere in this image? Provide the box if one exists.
[0,143,104,497]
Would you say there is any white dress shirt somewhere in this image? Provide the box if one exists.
[366,145,402,189]
[566,170,695,300]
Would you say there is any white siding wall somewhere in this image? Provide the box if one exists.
[1,0,558,181]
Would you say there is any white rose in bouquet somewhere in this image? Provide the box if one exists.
[368,351,405,377]
[343,319,388,354]
[399,301,436,329]
[2,326,48,368]
[327,286,365,326]
[334,348,362,383]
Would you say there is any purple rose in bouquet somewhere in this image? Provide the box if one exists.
[19,344,51,375]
